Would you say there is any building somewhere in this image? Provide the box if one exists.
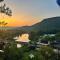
[15,34,30,48]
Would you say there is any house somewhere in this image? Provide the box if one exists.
[15,34,30,48]
[36,40,50,47]
[50,40,60,49]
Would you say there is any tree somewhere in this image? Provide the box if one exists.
[0,1,12,28]
[37,46,57,60]
[55,32,60,40]
[0,0,4,2]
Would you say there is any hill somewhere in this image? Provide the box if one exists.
[18,17,60,33]
[32,17,60,33]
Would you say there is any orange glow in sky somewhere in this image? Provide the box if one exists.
[0,13,42,27]
[1,0,60,27]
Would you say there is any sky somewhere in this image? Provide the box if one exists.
[0,0,60,27]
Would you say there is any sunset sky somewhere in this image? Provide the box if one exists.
[0,0,60,27]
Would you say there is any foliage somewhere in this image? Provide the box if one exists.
[0,42,58,60]
[55,32,60,40]
[36,46,57,60]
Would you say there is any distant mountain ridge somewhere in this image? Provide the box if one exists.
[17,17,60,33]
[0,17,60,33]
[32,17,60,32]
